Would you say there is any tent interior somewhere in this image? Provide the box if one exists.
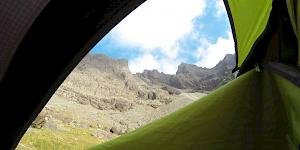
[0,0,299,149]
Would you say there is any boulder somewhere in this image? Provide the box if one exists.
[161,86,181,95]
[114,98,133,112]
[137,90,146,98]
[90,98,107,110]
[147,101,161,108]
[91,129,114,140]
[124,79,138,91]
[147,91,157,100]
[110,126,127,135]
[31,111,48,129]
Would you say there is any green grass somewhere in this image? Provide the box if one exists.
[16,125,102,150]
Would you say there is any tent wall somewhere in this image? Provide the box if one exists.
[267,63,300,149]
[273,74,300,150]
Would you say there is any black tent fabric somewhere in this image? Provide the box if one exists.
[0,0,49,82]
[0,0,145,149]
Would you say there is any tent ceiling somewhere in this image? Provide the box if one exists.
[0,0,50,82]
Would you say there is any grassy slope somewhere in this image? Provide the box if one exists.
[16,96,104,150]
[16,125,101,150]
[90,70,289,150]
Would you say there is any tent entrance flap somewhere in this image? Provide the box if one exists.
[226,0,298,76]
[224,0,273,68]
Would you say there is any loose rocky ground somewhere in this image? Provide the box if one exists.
[17,92,206,150]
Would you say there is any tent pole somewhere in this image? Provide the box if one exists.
[297,0,300,66]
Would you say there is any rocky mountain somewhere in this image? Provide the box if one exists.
[137,54,236,91]
[57,54,175,110]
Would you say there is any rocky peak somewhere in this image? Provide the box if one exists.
[224,54,235,62]
[176,62,209,76]
[213,54,235,70]
[76,54,130,74]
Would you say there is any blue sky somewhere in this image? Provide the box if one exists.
[91,0,234,74]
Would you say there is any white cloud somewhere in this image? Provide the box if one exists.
[128,54,159,73]
[215,0,226,17]
[129,53,181,74]
[106,0,232,74]
[159,58,182,74]
[111,0,207,59]
[196,32,234,68]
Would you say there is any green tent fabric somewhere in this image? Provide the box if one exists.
[90,69,300,150]
[225,0,273,67]
[273,73,300,149]
[286,0,297,38]
[286,0,300,66]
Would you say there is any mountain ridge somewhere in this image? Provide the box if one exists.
[137,54,235,91]
[79,53,236,91]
